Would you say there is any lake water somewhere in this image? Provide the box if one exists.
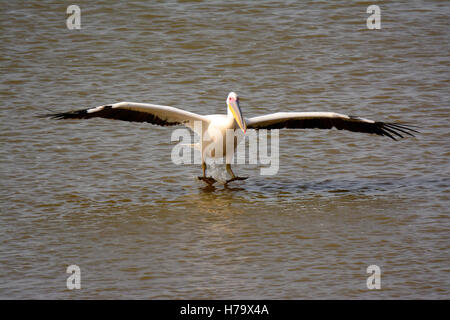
[0,0,449,299]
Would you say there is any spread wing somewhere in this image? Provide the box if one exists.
[46,101,210,132]
[246,112,418,140]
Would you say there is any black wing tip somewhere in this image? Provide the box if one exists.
[386,123,420,134]
[42,106,113,120]
[37,113,55,119]
[378,122,419,140]
[37,113,69,120]
[49,110,87,119]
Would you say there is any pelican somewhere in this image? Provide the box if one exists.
[47,92,418,184]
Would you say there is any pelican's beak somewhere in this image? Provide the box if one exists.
[229,99,247,133]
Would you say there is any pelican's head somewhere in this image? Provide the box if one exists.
[227,92,247,133]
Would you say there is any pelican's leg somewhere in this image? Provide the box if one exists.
[225,164,248,184]
[202,162,207,177]
[198,161,216,185]
[226,164,236,179]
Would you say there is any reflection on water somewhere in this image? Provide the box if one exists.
[0,0,449,299]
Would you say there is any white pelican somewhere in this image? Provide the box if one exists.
[48,92,418,184]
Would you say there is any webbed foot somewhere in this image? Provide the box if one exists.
[197,176,217,185]
[225,176,248,184]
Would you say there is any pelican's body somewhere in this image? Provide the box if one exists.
[47,92,418,184]
[203,114,238,158]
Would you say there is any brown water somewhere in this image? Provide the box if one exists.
[0,1,449,299]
